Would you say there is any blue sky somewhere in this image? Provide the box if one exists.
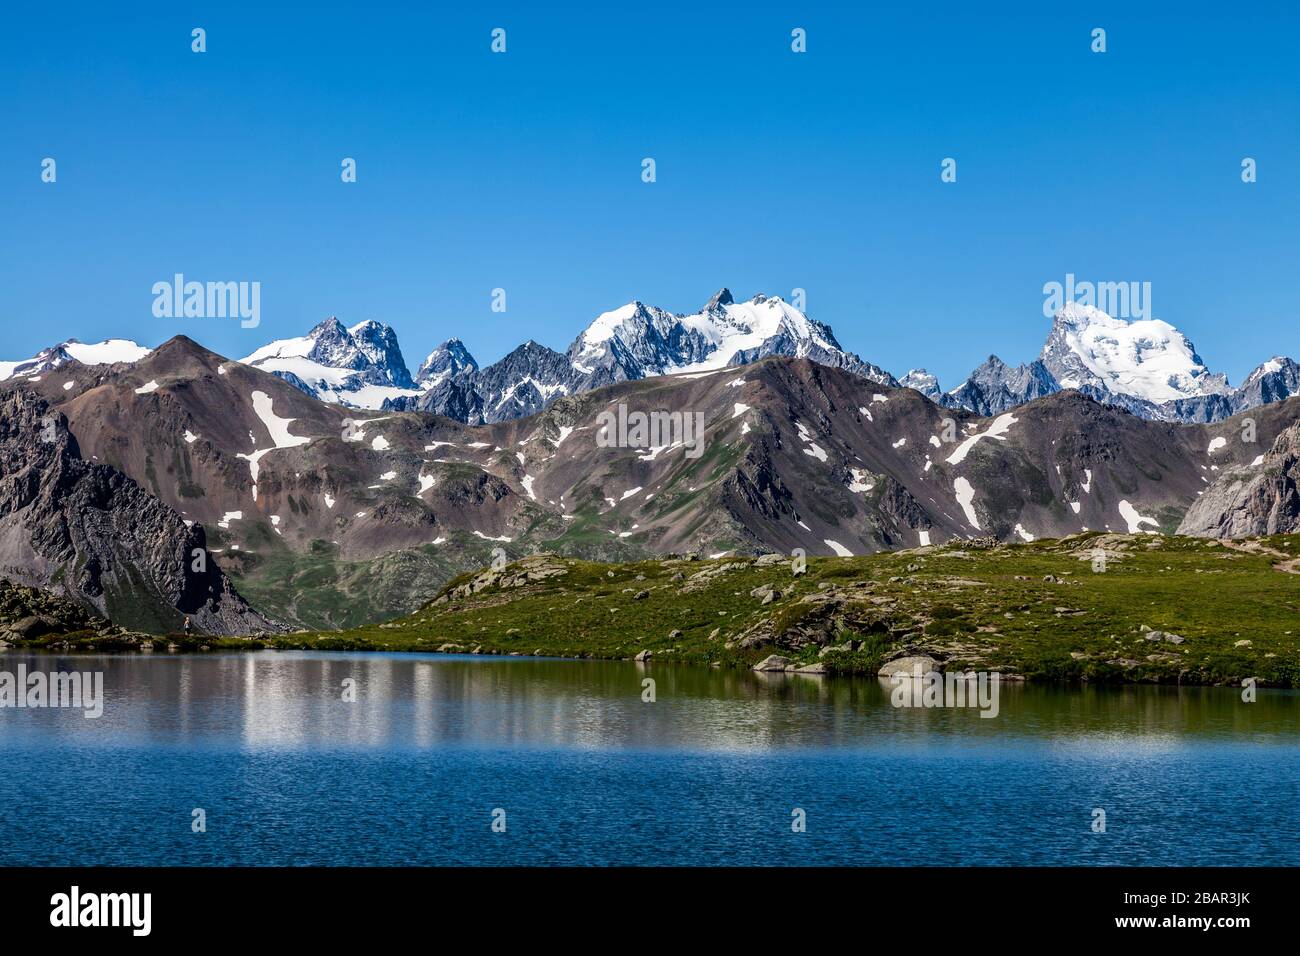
[2,1,1298,388]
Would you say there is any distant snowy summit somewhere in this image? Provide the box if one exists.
[256,288,896,425]
[389,294,1299,424]
[568,288,883,382]
[940,302,1294,422]
[415,338,477,388]
[1039,302,1229,403]
[239,317,420,408]
[0,339,153,382]
[898,369,941,401]
[5,289,1299,425]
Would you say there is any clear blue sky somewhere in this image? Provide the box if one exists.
[2,1,1298,388]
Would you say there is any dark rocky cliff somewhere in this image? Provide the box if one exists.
[0,389,281,634]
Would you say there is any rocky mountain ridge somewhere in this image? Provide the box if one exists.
[1178,420,1300,537]
[0,389,280,634]
[7,291,1299,427]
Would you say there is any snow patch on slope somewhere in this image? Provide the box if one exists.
[953,477,980,529]
[236,390,311,484]
[945,414,1017,466]
[1118,500,1159,533]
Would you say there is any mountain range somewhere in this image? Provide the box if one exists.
[224,291,1298,427]
[2,289,1299,636]
[9,289,1294,427]
[3,332,1299,633]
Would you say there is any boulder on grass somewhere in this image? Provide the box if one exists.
[752,654,790,672]
[877,655,939,678]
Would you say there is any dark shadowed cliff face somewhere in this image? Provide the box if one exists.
[1179,423,1300,537]
[0,390,280,635]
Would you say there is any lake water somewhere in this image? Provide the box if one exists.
[1,651,1296,866]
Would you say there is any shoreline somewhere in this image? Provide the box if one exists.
[0,635,1288,690]
[4,531,1299,689]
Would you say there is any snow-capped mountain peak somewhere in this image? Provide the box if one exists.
[1039,302,1230,404]
[899,368,941,400]
[1232,355,1300,410]
[686,291,835,361]
[241,317,418,408]
[568,289,860,384]
[570,300,681,374]
[416,338,478,387]
[239,289,897,419]
[1242,356,1292,388]
[222,289,1296,426]
[0,338,152,382]
[702,287,734,311]
[345,320,412,385]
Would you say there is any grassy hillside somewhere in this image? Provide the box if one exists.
[220,524,659,630]
[276,531,1300,687]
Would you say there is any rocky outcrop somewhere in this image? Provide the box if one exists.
[1177,423,1300,537]
[434,554,571,603]
[0,390,281,634]
[0,577,162,647]
[0,577,101,639]
[875,477,932,543]
[878,655,940,677]
[392,340,574,423]
[946,356,1060,416]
